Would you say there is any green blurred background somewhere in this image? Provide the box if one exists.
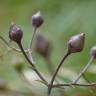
[0,0,96,96]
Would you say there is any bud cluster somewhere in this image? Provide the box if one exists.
[9,11,44,44]
[5,11,96,96]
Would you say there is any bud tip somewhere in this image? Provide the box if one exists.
[68,33,85,53]
[32,11,43,28]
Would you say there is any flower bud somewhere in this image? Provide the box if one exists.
[68,33,85,53]
[90,46,96,58]
[9,23,23,43]
[35,35,52,58]
[32,11,43,28]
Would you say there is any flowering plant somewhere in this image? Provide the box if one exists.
[0,11,96,96]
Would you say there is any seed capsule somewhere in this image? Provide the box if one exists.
[68,33,85,53]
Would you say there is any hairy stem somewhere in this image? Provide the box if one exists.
[48,51,71,95]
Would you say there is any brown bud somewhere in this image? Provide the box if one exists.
[68,33,85,53]
[90,46,96,58]
[35,35,52,58]
[32,11,43,28]
[9,23,23,43]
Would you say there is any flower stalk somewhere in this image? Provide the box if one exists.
[48,51,71,95]
[72,56,94,84]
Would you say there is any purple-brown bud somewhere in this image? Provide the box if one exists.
[9,23,23,43]
[90,46,96,58]
[32,11,43,28]
[68,33,85,53]
[35,35,52,58]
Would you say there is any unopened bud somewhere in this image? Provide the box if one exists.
[68,33,85,53]
[9,23,23,43]
[32,11,43,28]
[90,46,96,58]
[35,35,52,58]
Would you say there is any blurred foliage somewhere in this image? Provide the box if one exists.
[0,0,96,95]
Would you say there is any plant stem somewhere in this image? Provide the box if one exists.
[0,35,29,53]
[28,27,37,64]
[0,35,10,47]
[72,56,94,84]
[46,57,65,90]
[18,42,48,85]
[82,74,96,95]
[45,57,60,84]
[29,27,37,50]
[53,83,96,88]
[48,51,71,95]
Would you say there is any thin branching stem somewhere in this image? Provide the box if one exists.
[28,27,37,64]
[48,51,71,95]
[82,74,96,95]
[45,57,60,84]
[29,27,37,50]
[18,42,48,85]
[0,35,10,46]
[45,56,66,93]
[53,83,96,88]
[0,35,29,53]
[72,56,94,84]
